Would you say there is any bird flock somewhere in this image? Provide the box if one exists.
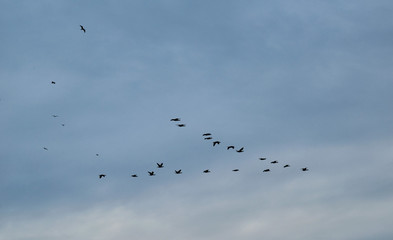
[42,25,309,180]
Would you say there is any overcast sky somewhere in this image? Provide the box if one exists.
[1,1,393,239]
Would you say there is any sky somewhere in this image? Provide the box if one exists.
[1,0,393,239]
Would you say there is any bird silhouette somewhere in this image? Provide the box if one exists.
[96,154,99,156]
[148,171,155,176]
[52,115,59,117]
[213,141,220,146]
[61,123,65,126]
[177,124,186,127]
[43,147,48,150]
[157,163,164,168]
[51,81,56,84]
[131,174,138,177]
[170,118,181,121]
[283,164,290,168]
[227,145,235,150]
[263,169,270,172]
[203,169,210,173]
[232,169,239,172]
[236,147,244,152]
[80,25,86,32]
[203,133,211,136]
[175,169,182,174]
[204,137,212,140]
[302,167,309,171]
[271,160,278,164]
[259,157,266,160]
[99,174,106,178]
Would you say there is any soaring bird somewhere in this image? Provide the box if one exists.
[259,157,267,160]
[203,133,211,136]
[43,147,48,150]
[148,171,155,176]
[157,163,164,168]
[177,124,186,127]
[227,145,235,150]
[80,25,86,32]
[131,174,138,177]
[204,137,212,140]
[52,115,59,117]
[263,169,270,172]
[283,164,290,168]
[51,81,56,84]
[271,160,278,164]
[302,167,309,171]
[99,174,106,178]
[203,169,210,173]
[236,147,244,153]
[175,169,182,174]
[232,169,239,172]
[170,118,181,121]
[213,141,220,146]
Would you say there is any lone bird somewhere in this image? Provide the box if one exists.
[232,169,239,172]
[227,146,235,150]
[80,25,86,32]
[51,81,56,84]
[52,114,59,117]
[236,147,244,153]
[43,147,48,150]
[170,118,181,121]
[213,141,220,146]
[177,124,186,127]
[157,163,164,168]
[203,169,210,173]
[204,137,212,140]
[284,164,290,168]
[175,169,182,174]
[302,167,309,171]
[148,171,155,176]
[259,157,267,160]
[203,133,211,136]
[99,174,106,178]
[61,123,65,126]
[96,154,99,156]
[131,174,138,177]
[271,160,278,164]
[263,169,270,172]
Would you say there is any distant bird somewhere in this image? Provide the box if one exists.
[203,133,211,136]
[284,164,290,168]
[302,167,309,171]
[96,154,99,156]
[131,174,138,177]
[157,163,164,168]
[177,124,186,127]
[271,161,278,164]
[203,169,210,173]
[61,123,65,126]
[263,169,270,172]
[43,147,48,150]
[148,171,155,176]
[227,146,235,150]
[259,157,267,160]
[99,174,106,178]
[213,141,220,146]
[52,115,59,117]
[236,147,244,153]
[170,118,181,121]
[204,137,212,140]
[80,25,86,32]
[51,81,56,84]
[232,169,239,172]
[175,169,182,174]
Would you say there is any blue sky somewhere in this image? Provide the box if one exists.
[1,1,393,239]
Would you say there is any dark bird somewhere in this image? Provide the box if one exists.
[43,147,48,150]
[203,133,211,136]
[51,81,56,84]
[204,137,212,140]
[302,167,309,171]
[236,147,244,152]
[52,115,59,117]
[177,124,186,127]
[213,141,220,146]
[96,154,99,156]
[263,169,270,172]
[170,118,181,121]
[203,169,210,173]
[175,169,182,174]
[227,146,235,150]
[232,169,239,172]
[259,157,267,160]
[284,164,290,168]
[271,160,278,164]
[131,174,138,177]
[80,25,86,32]
[61,123,65,126]
[99,174,106,178]
[148,171,155,176]
[157,163,164,168]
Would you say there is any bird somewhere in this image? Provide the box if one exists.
[259,157,267,160]
[52,115,59,117]
[156,163,164,168]
[175,169,182,174]
[131,174,138,177]
[236,147,244,153]
[43,147,48,150]
[51,81,56,84]
[232,169,239,172]
[203,133,211,136]
[263,169,270,172]
[148,171,155,176]
[96,154,99,156]
[203,169,210,173]
[99,174,106,178]
[302,167,309,171]
[213,141,220,146]
[80,25,86,32]
[204,137,212,140]
[284,164,290,168]
[227,146,235,150]
[61,123,65,126]
[177,124,186,127]
[170,118,181,121]
[271,160,278,164]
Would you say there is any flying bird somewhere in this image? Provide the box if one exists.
[236,147,244,153]
[259,157,267,160]
[170,118,181,121]
[51,81,56,84]
[204,137,212,140]
[271,161,278,164]
[232,169,239,172]
[263,169,270,172]
[131,174,138,177]
[156,163,164,168]
[177,124,186,127]
[175,169,182,174]
[80,25,86,32]
[52,115,59,117]
[43,147,48,150]
[203,169,210,173]
[61,123,65,126]
[283,164,290,168]
[227,146,235,150]
[99,174,106,178]
[302,167,309,171]
[213,141,220,146]
[96,154,99,156]
[203,133,211,136]
[148,171,155,176]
